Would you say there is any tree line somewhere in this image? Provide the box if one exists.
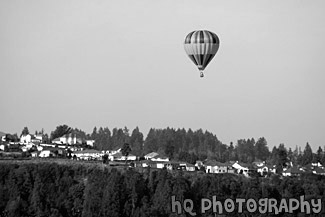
[0,162,324,217]
[4,126,325,168]
[89,126,325,169]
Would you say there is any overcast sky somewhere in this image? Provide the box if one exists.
[1,0,325,151]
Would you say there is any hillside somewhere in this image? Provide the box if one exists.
[0,160,324,216]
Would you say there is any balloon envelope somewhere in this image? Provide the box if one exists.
[184,30,220,76]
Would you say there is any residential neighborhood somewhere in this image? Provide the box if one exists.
[1,131,325,178]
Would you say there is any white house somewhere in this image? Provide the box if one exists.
[268,165,277,174]
[73,149,103,160]
[39,150,56,158]
[52,138,62,145]
[109,152,123,161]
[257,165,269,176]
[312,162,324,168]
[109,152,137,161]
[23,142,35,151]
[179,163,196,171]
[52,133,84,145]
[0,144,5,151]
[195,160,204,170]
[35,134,43,141]
[31,151,39,157]
[153,161,166,169]
[205,160,219,173]
[232,162,254,177]
[20,134,33,144]
[40,143,56,148]
[110,148,121,156]
[122,154,137,161]
[144,152,159,160]
[205,161,232,174]
[30,134,42,143]
[313,167,325,175]
[151,154,169,162]
[136,160,151,168]
[86,140,95,147]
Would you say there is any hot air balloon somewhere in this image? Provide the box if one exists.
[184,30,220,77]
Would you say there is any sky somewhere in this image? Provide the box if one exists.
[1,0,325,151]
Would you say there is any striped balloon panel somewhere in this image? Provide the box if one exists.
[184,43,219,70]
[184,30,219,70]
[184,30,219,44]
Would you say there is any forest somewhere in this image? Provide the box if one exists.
[5,126,325,171]
[0,161,324,217]
[60,126,325,168]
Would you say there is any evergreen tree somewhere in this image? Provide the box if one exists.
[129,127,144,156]
[21,127,29,136]
[143,128,158,154]
[51,125,72,140]
[254,137,270,161]
[302,142,313,165]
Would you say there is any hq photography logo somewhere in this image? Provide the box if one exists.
[171,195,322,216]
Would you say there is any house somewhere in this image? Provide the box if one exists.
[102,150,110,155]
[257,165,269,176]
[215,162,231,173]
[302,164,315,173]
[52,133,84,145]
[144,152,159,160]
[303,162,325,172]
[179,163,196,171]
[252,160,265,167]
[20,134,33,144]
[195,160,204,170]
[227,166,236,174]
[73,149,103,160]
[31,151,39,157]
[205,161,234,174]
[109,152,122,161]
[135,160,152,168]
[110,148,121,156]
[21,146,28,152]
[265,164,277,174]
[23,142,35,151]
[313,167,325,176]
[124,154,137,161]
[86,140,95,147]
[282,166,303,177]
[40,143,56,148]
[109,152,136,161]
[151,154,169,162]
[152,161,167,169]
[312,162,323,168]
[35,134,43,141]
[137,160,168,169]
[0,144,6,151]
[135,160,177,170]
[69,146,83,152]
[39,150,56,158]
[232,162,255,177]
[31,134,43,143]
[204,160,219,173]
[52,138,62,145]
